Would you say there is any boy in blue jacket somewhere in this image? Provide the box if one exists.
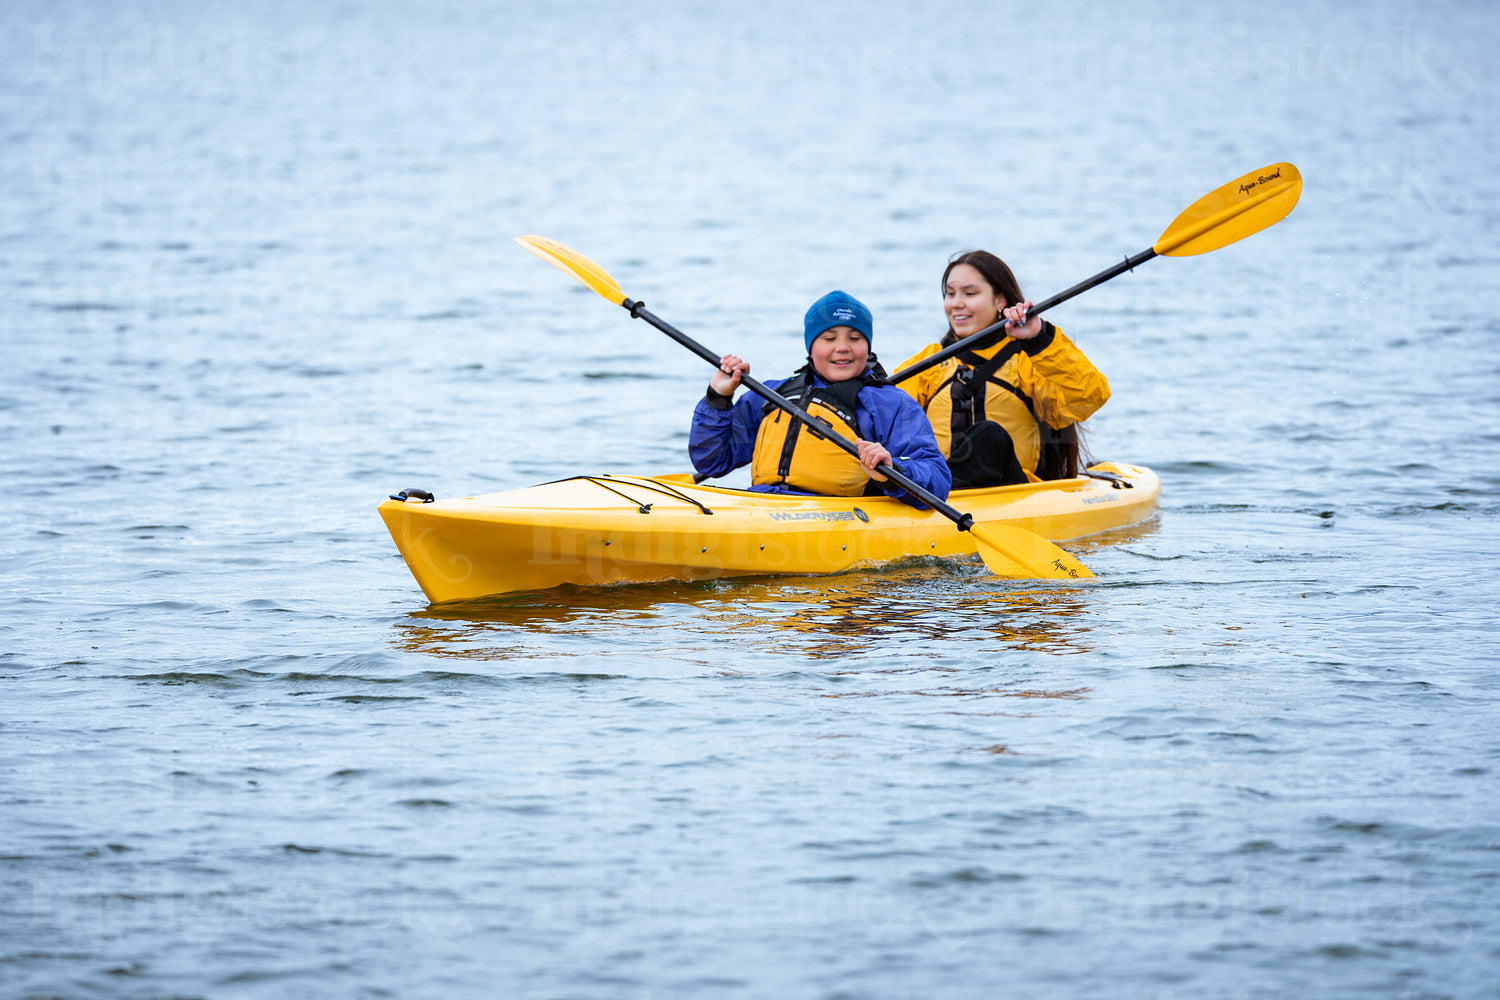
[689,291,951,507]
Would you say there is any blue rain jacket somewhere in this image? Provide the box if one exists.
[689,368,952,508]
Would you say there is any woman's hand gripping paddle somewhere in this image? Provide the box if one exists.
[889,162,1302,385]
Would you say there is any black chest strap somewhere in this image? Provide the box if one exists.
[944,343,1032,433]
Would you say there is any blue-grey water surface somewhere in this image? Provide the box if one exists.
[4,1,1499,998]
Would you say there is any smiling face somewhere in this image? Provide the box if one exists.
[809,325,870,382]
[943,262,1006,338]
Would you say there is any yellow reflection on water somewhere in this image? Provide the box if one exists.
[388,533,1152,666]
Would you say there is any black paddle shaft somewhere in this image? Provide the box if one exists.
[623,298,976,532]
[888,247,1159,385]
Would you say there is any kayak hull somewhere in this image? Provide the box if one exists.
[378,463,1160,603]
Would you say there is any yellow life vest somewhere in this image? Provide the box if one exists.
[923,342,1045,474]
[750,371,870,496]
[897,324,1107,482]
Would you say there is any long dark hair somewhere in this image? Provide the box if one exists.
[943,250,1086,480]
[941,250,1023,343]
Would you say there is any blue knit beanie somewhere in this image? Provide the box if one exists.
[803,290,873,351]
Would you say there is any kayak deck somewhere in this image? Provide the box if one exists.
[378,462,1160,603]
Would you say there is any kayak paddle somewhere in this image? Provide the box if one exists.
[890,162,1302,384]
[515,235,1092,581]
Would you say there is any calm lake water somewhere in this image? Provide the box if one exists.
[4,1,1499,998]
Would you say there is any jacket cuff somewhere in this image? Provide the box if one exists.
[877,460,907,494]
[1022,320,1057,355]
[704,386,733,411]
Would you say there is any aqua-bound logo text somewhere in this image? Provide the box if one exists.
[1238,167,1284,195]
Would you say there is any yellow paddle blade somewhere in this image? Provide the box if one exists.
[969,522,1094,580]
[1154,162,1302,257]
[515,235,628,306]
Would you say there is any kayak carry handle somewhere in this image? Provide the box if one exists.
[390,488,435,503]
[1081,469,1133,489]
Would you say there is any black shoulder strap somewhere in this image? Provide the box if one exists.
[941,341,1035,435]
[762,365,813,417]
[936,341,1026,401]
[958,341,1025,381]
[763,365,877,423]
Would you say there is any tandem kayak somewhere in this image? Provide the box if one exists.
[378,462,1159,604]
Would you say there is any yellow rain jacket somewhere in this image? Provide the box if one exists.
[894,322,1110,482]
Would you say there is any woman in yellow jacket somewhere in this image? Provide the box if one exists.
[894,250,1110,488]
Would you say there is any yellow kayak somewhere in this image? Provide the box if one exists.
[378,462,1159,603]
